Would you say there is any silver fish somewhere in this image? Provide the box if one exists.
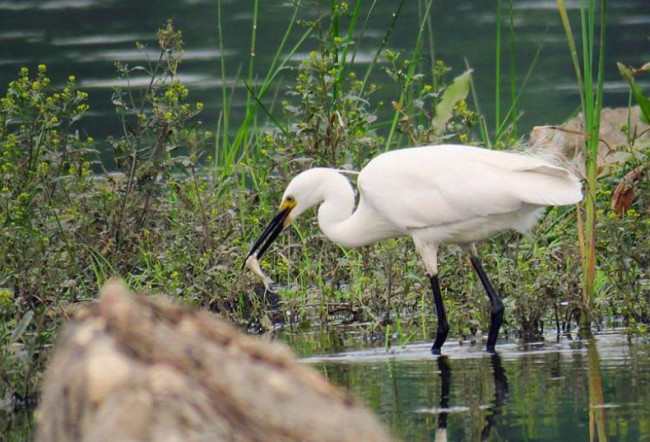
[245,254,274,292]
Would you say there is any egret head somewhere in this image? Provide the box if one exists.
[245,169,329,261]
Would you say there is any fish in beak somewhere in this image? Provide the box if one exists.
[245,199,296,262]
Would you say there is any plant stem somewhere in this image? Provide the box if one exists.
[508,0,517,140]
[495,0,502,135]
[384,0,434,151]
[216,0,229,161]
[360,0,405,96]
[557,0,607,332]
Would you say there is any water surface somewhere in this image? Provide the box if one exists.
[1,0,648,144]
[305,332,650,441]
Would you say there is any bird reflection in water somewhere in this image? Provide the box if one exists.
[434,356,452,442]
[434,354,509,441]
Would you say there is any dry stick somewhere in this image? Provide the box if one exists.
[137,126,171,231]
[191,164,213,253]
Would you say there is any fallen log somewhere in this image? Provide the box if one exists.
[36,280,394,442]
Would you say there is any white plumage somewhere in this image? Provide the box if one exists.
[246,144,582,354]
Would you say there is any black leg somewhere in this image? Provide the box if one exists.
[430,274,450,355]
[470,256,504,353]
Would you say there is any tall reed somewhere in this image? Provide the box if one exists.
[359,0,405,96]
[214,0,315,175]
[384,0,435,150]
[491,1,542,146]
[556,0,608,332]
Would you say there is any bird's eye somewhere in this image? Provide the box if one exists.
[285,195,295,203]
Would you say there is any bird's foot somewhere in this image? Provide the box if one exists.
[485,308,504,353]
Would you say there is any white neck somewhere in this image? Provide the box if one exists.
[315,170,357,246]
[313,170,395,248]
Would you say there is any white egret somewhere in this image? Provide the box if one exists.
[246,144,582,354]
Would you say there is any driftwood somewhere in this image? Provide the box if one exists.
[36,280,394,442]
[530,106,650,176]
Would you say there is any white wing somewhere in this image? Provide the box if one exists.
[357,145,582,230]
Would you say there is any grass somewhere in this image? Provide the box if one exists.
[383,0,434,150]
[215,0,316,174]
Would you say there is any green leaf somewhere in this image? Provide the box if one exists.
[10,310,34,344]
[432,69,473,131]
[617,62,650,125]
[617,62,634,83]
[631,82,650,125]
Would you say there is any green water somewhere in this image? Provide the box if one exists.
[1,0,648,143]
[304,333,650,441]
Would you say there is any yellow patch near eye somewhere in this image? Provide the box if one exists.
[279,198,296,227]
[279,199,297,211]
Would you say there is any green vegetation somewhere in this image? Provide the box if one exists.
[0,2,649,437]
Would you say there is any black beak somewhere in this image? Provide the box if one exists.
[245,205,293,264]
